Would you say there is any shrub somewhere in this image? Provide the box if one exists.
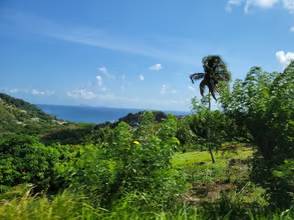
[0,134,59,192]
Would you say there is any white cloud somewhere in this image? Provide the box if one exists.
[149,64,163,71]
[31,89,55,96]
[67,89,97,100]
[98,66,107,75]
[254,0,279,8]
[160,85,168,95]
[226,0,294,13]
[32,89,45,95]
[226,0,243,12]
[139,74,144,81]
[275,50,294,67]
[160,84,177,95]
[9,88,20,94]
[96,75,103,87]
[244,0,279,13]
[98,66,115,79]
[283,0,294,12]
[68,71,110,102]
[2,88,54,96]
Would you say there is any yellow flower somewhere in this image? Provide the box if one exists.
[133,140,140,145]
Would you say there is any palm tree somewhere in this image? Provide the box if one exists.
[190,55,230,102]
[189,55,230,163]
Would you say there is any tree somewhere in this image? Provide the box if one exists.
[190,55,231,101]
[189,55,231,163]
[220,63,294,208]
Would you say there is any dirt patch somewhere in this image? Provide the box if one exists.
[228,158,248,167]
[183,182,236,205]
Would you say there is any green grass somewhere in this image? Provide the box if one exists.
[0,188,101,220]
[171,144,253,184]
[172,145,252,168]
[0,190,292,220]
[170,144,255,208]
[172,151,213,167]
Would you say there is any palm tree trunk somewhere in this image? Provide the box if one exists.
[207,94,215,163]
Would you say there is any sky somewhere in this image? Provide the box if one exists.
[0,0,294,111]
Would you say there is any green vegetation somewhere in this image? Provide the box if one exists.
[0,93,65,136]
[0,60,293,219]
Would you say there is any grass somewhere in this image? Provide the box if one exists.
[0,190,292,220]
[172,144,253,168]
[0,186,102,220]
[172,143,253,184]
[171,143,255,207]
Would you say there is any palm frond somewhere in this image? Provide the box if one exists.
[202,55,231,82]
[189,55,230,101]
[207,80,217,101]
[199,79,206,97]
[190,73,205,84]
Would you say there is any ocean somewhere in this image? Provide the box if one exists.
[38,104,189,124]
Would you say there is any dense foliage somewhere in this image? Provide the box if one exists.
[221,63,294,208]
[0,134,60,192]
[0,93,67,136]
[0,61,293,219]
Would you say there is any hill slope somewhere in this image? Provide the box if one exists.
[0,93,64,135]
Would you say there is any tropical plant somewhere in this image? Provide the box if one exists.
[190,55,231,101]
[189,55,231,163]
[0,134,59,192]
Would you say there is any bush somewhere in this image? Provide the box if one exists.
[59,113,186,210]
[0,134,59,192]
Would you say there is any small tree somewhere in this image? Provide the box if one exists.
[190,98,236,163]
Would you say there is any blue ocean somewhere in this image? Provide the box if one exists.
[38,104,189,124]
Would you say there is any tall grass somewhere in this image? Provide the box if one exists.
[0,187,101,220]
[0,188,292,220]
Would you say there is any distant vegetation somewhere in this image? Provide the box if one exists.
[0,93,65,136]
[0,61,293,219]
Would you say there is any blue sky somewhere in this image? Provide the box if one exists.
[1,0,294,111]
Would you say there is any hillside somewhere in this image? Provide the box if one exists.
[0,93,170,144]
[116,110,167,126]
[0,93,65,136]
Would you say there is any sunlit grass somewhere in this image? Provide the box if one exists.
[0,186,101,220]
[172,145,253,169]
[171,144,253,188]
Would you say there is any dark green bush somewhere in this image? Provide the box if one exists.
[0,134,59,192]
